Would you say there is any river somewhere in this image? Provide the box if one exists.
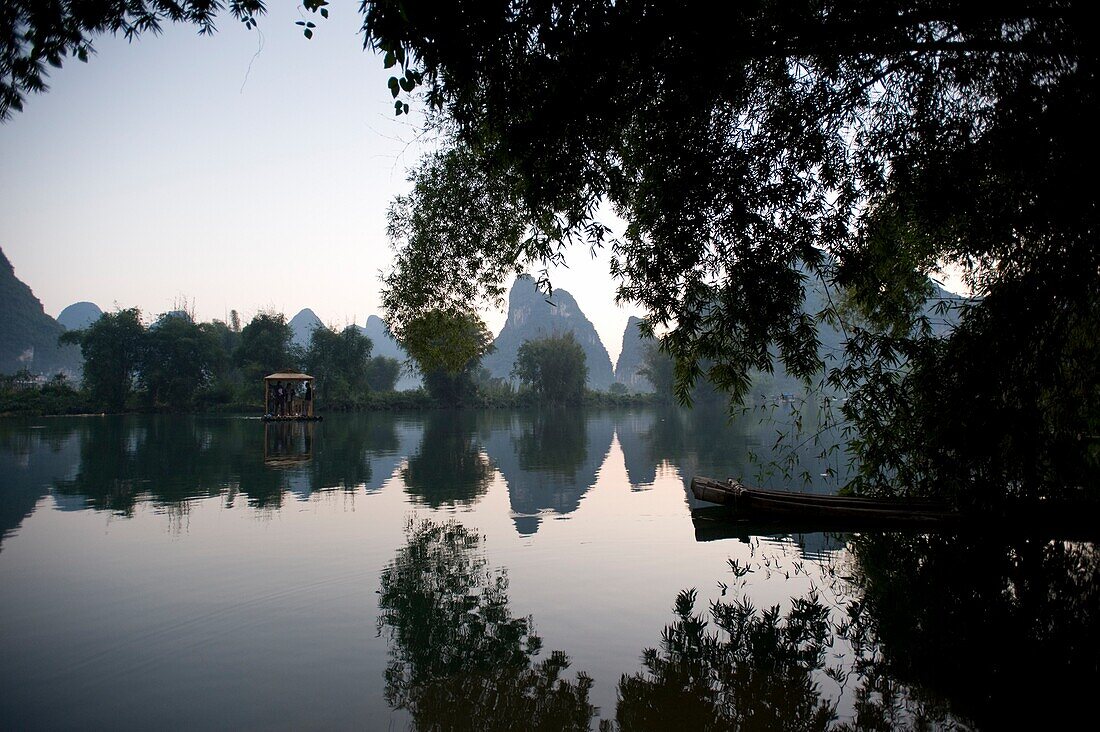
[0,409,1094,729]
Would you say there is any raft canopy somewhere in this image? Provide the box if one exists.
[264,372,314,381]
[263,373,318,419]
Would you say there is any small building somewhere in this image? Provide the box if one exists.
[263,372,319,420]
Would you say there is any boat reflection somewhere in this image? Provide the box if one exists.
[263,421,314,468]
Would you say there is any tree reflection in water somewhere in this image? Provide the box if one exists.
[843,532,1100,730]
[377,518,596,730]
[616,588,838,730]
[401,412,493,508]
[615,531,1100,730]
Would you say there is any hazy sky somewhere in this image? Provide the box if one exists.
[0,5,641,361]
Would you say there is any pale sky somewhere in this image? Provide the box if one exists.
[0,4,641,362]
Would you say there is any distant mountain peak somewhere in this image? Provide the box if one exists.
[57,301,103,331]
[289,308,324,347]
[482,276,615,390]
[615,315,653,392]
[361,313,421,391]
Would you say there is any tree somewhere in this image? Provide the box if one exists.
[231,312,298,404]
[140,312,226,408]
[639,343,675,402]
[361,2,1097,501]
[1,2,265,119]
[513,333,587,403]
[399,309,493,405]
[303,324,373,406]
[365,356,401,392]
[59,308,145,410]
[234,312,296,377]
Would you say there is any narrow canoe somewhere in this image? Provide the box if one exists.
[690,476,957,525]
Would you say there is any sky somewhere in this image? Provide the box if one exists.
[0,4,641,362]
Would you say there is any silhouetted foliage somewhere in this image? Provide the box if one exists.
[0,370,85,415]
[377,518,596,730]
[139,313,225,409]
[365,356,401,392]
[59,308,145,410]
[513,333,587,403]
[8,2,1097,497]
[303,324,373,406]
[361,1,1098,501]
[0,1,268,119]
[639,344,674,403]
[400,309,493,406]
[234,312,298,383]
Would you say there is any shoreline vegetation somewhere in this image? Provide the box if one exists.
[0,376,662,418]
[6,307,752,419]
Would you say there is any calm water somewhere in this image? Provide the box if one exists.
[0,409,1095,730]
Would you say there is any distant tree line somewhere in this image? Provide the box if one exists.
[1,307,656,415]
[36,308,403,413]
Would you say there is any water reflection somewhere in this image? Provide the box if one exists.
[263,421,314,468]
[401,411,493,508]
[0,420,80,549]
[370,518,1100,729]
[0,415,411,517]
[613,530,1100,730]
[2,411,1098,727]
[1,408,850,542]
[377,518,596,729]
[615,588,838,730]
[485,409,614,535]
[844,532,1100,729]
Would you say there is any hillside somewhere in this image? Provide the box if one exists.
[614,316,652,392]
[482,276,615,390]
[57,302,103,331]
[0,249,82,376]
[289,308,323,348]
[360,315,421,391]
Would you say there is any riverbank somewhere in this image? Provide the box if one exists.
[0,385,660,417]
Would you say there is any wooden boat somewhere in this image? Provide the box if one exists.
[690,476,957,525]
[691,477,1100,538]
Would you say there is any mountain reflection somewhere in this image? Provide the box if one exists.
[2,408,851,540]
[377,518,596,729]
[616,404,849,500]
[0,420,80,549]
[484,409,613,535]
